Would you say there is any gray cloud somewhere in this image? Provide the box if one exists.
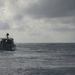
[0,0,75,43]
[26,0,75,18]
[0,0,26,31]
[0,21,10,30]
[0,0,75,32]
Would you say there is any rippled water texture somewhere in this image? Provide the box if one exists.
[0,43,75,75]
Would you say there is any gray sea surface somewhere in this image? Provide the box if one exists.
[0,43,75,75]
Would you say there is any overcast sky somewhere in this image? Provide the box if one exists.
[0,0,75,43]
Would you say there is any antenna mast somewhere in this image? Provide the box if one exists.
[6,33,9,38]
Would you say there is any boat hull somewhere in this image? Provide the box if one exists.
[0,44,16,51]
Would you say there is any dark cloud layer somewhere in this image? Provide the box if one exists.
[26,0,75,18]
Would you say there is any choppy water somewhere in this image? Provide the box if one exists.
[0,43,75,75]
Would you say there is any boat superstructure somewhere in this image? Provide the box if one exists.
[0,33,16,51]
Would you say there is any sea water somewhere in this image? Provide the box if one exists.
[0,43,75,75]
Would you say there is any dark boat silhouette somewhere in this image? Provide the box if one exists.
[0,33,16,51]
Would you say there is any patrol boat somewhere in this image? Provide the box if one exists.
[0,33,16,51]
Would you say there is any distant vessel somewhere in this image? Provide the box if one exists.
[0,33,16,51]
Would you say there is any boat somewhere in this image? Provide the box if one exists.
[0,33,16,51]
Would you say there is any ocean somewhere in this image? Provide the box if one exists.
[0,43,75,75]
